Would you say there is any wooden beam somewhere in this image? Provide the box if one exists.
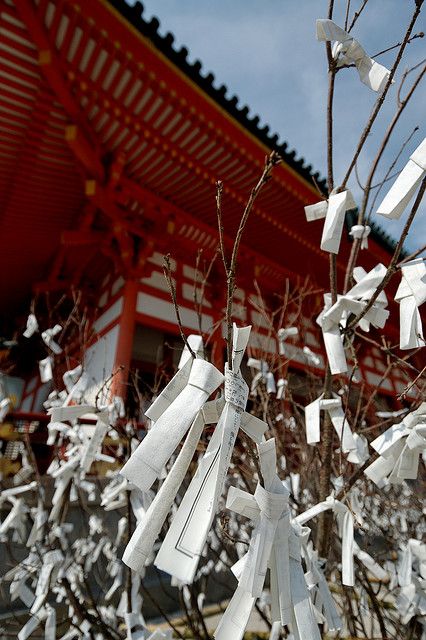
[15,0,105,181]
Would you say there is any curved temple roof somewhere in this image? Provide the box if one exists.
[0,0,397,325]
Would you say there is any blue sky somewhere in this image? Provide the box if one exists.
[126,1,425,252]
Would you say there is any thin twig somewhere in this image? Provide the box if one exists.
[163,253,196,359]
[224,152,281,366]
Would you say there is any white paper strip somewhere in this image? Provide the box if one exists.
[155,325,256,584]
[41,324,62,355]
[349,224,370,249]
[395,258,426,350]
[305,190,356,255]
[317,19,391,92]
[23,313,38,338]
[377,137,426,219]
[121,358,223,491]
[317,263,388,374]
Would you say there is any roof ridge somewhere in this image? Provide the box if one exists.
[108,0,327,191]
[109,0,405,258]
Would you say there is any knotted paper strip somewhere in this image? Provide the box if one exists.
[365,402,426,485]
[349,224,370,249]
[123,406,208,572]
[277,327,298,355]
[317,263,388,374]
[316,19,391,92]
[248,357,276,394]
[215,439,291,640]
[121,357,223,491]
[41,324,62,355]
[304,393,365,463]
[395,258,426,350]
[305,190,356,254]
[377,137,426,219]
[215,439,331,639]
[155,325,266,584]
[23,313,38,338]
[296,496,355,585]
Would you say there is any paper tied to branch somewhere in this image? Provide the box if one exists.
[349,224,371,249]
[377,137,426,219]
[317,263,388,374]
[80,413,109,474]
[178,334,204,368]
[395,258,426,350]
[123,403,210,573]
[316,19,391,92]
[215,439,292,640]
[296,496,356,586]
[305,190,356,254]
[247,357,276,394]
[23,313,38,338]
[277,327,298,355]
[304,392,366,463]
[365,402,426,485]
[39,356,53,383]
[215,439,334,640]
[155,325,267,584]
[120,356,223,491]
[41,324,62,355]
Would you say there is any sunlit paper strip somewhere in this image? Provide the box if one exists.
[81,414,109,474]
[121,357,223,491]
[377,137,426,219]
[247,357,276,394]
[395,258,426,350]
[41,324,62,354]
[317,263,388,374]
[23,313,38,338]
[122,407,207,572]
[316,19,391,92]
[277,326,298,355]
[305,190,356,254]
[305,393,364,463]
[349,224,370,249]
[296,496,354,585]
[215,439,291,640]
[155,326,264,584]
[365,402,426,485]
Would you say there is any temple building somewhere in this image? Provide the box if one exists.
[0,0,416,423]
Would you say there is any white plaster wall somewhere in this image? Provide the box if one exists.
[84,324,120,404]
[93,297,123,334]
[137,292,213,333]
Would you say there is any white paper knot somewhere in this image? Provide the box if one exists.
[316,263,389,374]
[395,258,426,350]
[154,325,266,586]
[41,324,62,355]
[247,358,276,394]
[365,401,426,485]
[296,496,354,585]
[23,314,38,339]
[277,327,298,355]
[377,137,426,219]
[316,19,391,92]
[305,393,365,463]
[305,190,356,254]
[349,224,370,249]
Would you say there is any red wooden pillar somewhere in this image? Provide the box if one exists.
[110,279,138,400]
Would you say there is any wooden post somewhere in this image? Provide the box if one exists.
[110,279,138,400]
